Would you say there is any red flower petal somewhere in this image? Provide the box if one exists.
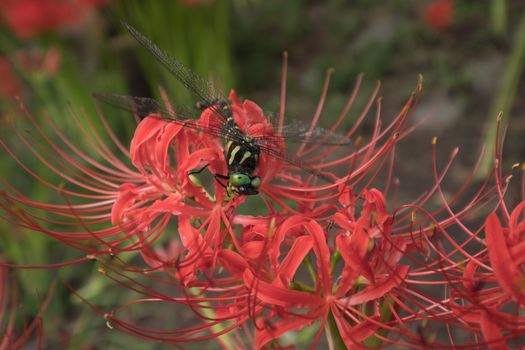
[337,265,409,305]
[509,200,525,240]
[277,235,313,284]
[243,269,325,308]
[219,250,248,277]
[485,213,525,305]
[332,311,378,348]
[480,311,509,350]
[336,234,374,283]
[111,183,140,225]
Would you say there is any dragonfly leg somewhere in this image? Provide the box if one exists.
[213,173,229,190]
[188,164,210,176]
[188,164,232,193]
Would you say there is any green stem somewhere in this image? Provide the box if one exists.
[478,11,525,177]
[190,287,236,349]
[327,311,346,350]
[491,0,507,36]
[303,255,318,284]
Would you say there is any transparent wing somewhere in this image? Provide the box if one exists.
[93,93,198,118]
[92,93,227,138]
[94,94,339,183]
[255,119,353,146]
[121,22,351,146]
[105,23,349,184]
[257,143,334,183]
[122,21,223,108]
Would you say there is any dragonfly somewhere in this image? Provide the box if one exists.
[94,21,351,195]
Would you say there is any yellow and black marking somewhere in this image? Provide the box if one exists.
[216,105,262,195]
[223,120,259,170]
[191,101,262,195]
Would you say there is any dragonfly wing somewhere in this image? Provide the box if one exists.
[257,143,334,183]
[255,119,353,146]
[92,93,228,138]
[122,21,222,106]
[92,93,176,118]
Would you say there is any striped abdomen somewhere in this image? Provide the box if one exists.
[224,137,260,175]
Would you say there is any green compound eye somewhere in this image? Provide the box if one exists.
[251,176,261,188]
[229,173,251,186]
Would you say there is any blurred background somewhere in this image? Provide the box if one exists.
[0,0,524,348]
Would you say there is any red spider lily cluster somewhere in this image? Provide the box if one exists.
[0,0,107,39]
[446,172,525,349]
[1,62,524,348]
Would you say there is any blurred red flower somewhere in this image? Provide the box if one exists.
[0,57,22,98]
[422,0,454,31]
[16,47,61,76]
[0,0,107,39]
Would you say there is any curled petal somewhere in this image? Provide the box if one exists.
[509,201,525,241]
[277,235,313,285]
[480,311,510,350]
[219,250,249,278]
[332,311,378,349]
[337,265,409,306]
[111,183,141,225]
[485,213,525,305]
[243,269,325,308]
[336,234,374,283]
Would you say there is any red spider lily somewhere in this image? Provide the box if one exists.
[0,53,421,252]
[446,198,525,349]
[0,105,143,256]
[422,0,454,31]
[261,68,420,213]
[2,77,516,347]
[95,179,485,348]
[398,118,525,348]
[239,190,415,349]
[86,193,416,348]
[0,0,107,39]
[105,63,421,285]
[3,50,490,347]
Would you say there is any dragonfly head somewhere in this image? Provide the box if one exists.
[229,173,261,195]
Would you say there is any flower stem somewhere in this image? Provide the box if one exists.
[491,0,507,36]
[479,10,525,177]
[327,311,346,350]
